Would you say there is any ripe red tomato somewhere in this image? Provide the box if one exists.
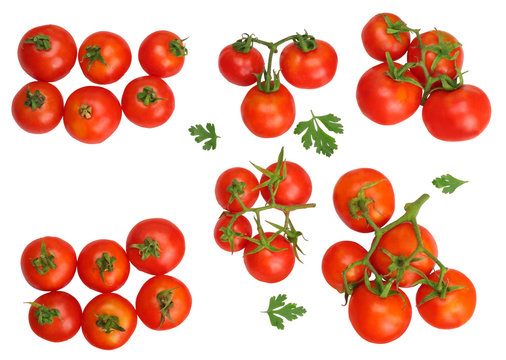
[139,30,186,78]
[78,31,131,84]
[361,13,411,61]
[259,161,312,206]
[279,39,337,89]
[333,168,395,233]
[416,269,476,329]
[82,293,137,350]
[241,83,295,138]
[136,275,192,331]
[215,167,259,212]
[356,62,422,125]
[27,291,81,342]
[348,282,412,344]
[21,236,76,291]
[18,24,77,82]
[12,82,63,134]
[63,86,122,144]
[77,239,130,293]
[121,76,175,128]
[422,84,491,141]
[126,218,185,275]
[219,45,264,86]
[214,214,252,252]
[243,233,295,283]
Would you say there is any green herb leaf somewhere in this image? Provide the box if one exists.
[294,111,343,157]
[188,123,219,150]
[264,294,306,330]
[432,174,468,194]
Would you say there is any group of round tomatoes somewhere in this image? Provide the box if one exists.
[21,218,191,350]
[13,24,186,143]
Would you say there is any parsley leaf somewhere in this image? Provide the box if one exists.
[294,111,343,157]
[188,123,219,150]
[432,174,468,194]
[264,294,306,330]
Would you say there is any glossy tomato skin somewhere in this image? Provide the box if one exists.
[78,31,131,84]
[215,167,259,212]
[82,293,137,350]
[139,30,185,78]
[219,45,264,86]
[21,236,77,291]
[28,291,82,342]
[356,62,422,125]
[333,168,395,233]
[241,83,295,138]
[422,84,491,141]
[214,215,252,252]
[12,81,64,134]
[63,86,122,144]
[136,275,192,331]
[18,24,77,82]
[361,13,410,61]
[279,40,338,89]
[126,218,185,275]
[416,269,476,329]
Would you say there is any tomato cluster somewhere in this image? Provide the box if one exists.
[21,218,191,349]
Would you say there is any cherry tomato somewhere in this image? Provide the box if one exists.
[18,24,77,82]
[12,81,63,134]
[361,13,410,61]
[215,167,259,212]
[139,30,186,78]
[214,214,252,252]
[219,45,264,86]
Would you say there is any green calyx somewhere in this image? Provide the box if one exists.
[24,34,51,50]
[95,314,125,334]
[79,104,92,119]
[128,237,161,260]
[232,33,256,53]
[219,224,244,253]
[95,252,116,284]
[384,52,423,88]
[425,29,462,75]
[244,227,287,256]
[292,31,317,52]
[348,180,384,222]
[382,14,413,43]
[156,288,178,328]
[30,239,57,275]
[81,45,108,71]
[255,68,281,93]
[251,147,287,202]
[24,86,46,110]
[26,302,61,325]
[137,86,166,106]
[226,179,247,207]
[169,38,188,57]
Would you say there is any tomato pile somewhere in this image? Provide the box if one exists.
[13,25,186,143]
[21,218,191,349]
[357,13,491,141]
[322,168,476,343]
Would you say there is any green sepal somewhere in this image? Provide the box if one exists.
[81,45,109,71]
[95,314,125,334]
[24,34,51,50]
[251,148,286,203]
[348,180,384,221]
[232,33,255,53]
[292,30,317,52]
[137,86,166,106]
[156,287,178,328]
[24,86,46,110]
[128,237,161,260]
[385,52,423,89]
[255,68,281,93]
[26,302,61,325]
[169,38,188,57]
[382,14,414,43]
[30,239,57,275]
[226,179,247,206]
[425,29,462,75]
[95,252,116,284]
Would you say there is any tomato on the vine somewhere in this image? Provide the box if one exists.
[215,167,259,212]
[219,45,264,86]
[361,13,410,61]
[214,215,252,252]
[139,30,186,78]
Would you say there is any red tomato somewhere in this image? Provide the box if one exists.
[259,161,312,206]
[12,82,63,134]
[214,214,252,252]
[361,13,411,61]
[139,30,186,78]
[77,239,130,293]
[63,86,122,144]
[243,233,295,283]
[241,83,295,138]
[136,275,192,331]
[422,84,491,141]
[333,168,395,233]
[18,24,77,82]
[215,167,259,212]
[21,236,76,291]
[82,293,137,350]
[356,62,422,125]
[121,76,175,128]
[349,282,412,344]
[78,31,131,84]
[28,291,81,342]
[126,218,185,275]
[219,45,264,86]
[279,39,338,89]
[416,269,476,329]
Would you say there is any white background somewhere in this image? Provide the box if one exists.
[1,0,504,358]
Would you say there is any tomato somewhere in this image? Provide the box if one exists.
[422,84,491,141]
[361,13,410,61]
[333,168,395,233]
[219,45,264,86]
[139,30,186,78]
[279,40,337,89]
[349,282,412,344]
[78,31,131,84]
[18,24,77,82]
[136,275,192,331]
[241,83,295,138]
[82,293,137,350]
[77,239,130,293]
[28,291,81,342]
[12,81,63,134]
[63,86,122,144]
[214,214,252,252]
[321,241,368,292]
[126,218,185,275]
[21,236,76,291]
[416,269,476,329]
[370,222,438,287]
[243,233,295,283]
[215,167,259,212]
[356,62,422,125]
[259,161,312,206]
[121,76,175,128]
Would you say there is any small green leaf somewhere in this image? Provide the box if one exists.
[264,294,306,330]
[432,174,468,194]
[188,123,219,150]
[294,111,343,157]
